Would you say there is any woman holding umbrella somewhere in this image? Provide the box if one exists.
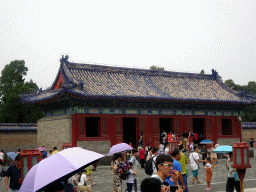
[210,144,218,168]
[112,153,123,192]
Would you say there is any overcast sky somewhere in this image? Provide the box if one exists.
[0,0,256,90]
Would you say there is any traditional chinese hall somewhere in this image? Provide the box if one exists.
[20,56,256,153]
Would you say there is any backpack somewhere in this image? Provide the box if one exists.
[145,156,156,175]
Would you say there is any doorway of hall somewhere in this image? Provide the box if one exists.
[160,118,174,142]
[192,118,205,145]
[123,117,137,148]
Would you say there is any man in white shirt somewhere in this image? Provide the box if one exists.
[189,146,204,185]
[151,147,159,175]
[129,149,139,192]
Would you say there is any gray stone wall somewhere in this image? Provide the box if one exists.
[77,140,111,154]
[242,129,256,144]
[0,132,37,152]
[37,114,72,151]
[217,138,240,145]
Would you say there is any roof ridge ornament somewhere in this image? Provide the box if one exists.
[60,55,69,63]
[211,69,218,78]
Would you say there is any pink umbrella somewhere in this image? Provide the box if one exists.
[19,147,104,192]
[108,143,133,156]
[37,147,47,152]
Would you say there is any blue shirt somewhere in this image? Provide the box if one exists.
[6,164,21,190]
[165,176,175,186]
[173,159,182,172]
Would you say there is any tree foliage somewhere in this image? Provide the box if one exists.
[0,60,44,123]
[0,60,28,97]
[200,70,205,74]
[224,79,256,122]
[150,65,165,71]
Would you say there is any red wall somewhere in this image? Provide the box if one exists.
[72,114,241,147]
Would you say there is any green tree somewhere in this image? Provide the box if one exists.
[246,81,256,94]
[224,79,237,90]
[0,60,44,123]
[0,60,28,97]
[150,65,165,71]
[200,70,205,74]
[224,79,256,122]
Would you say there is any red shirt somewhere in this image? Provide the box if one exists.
[188,135,192,143]
[194,133,198,140]
[139,149,145,159]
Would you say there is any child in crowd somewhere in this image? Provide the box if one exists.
[205,157,212,190]
[127,162,137,192]
[176,134,182,145]
[189,142,194,153]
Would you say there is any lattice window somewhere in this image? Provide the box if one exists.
[116,118,122,135]
[101,118,107,136]
[217,118,222,135]
[206,119,212,136]
[174,118,180,134]
[153,118,160,135]
[187,118,192,132]
[139,118,146,134]
[78,118,85,136]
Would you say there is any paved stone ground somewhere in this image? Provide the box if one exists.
[1,157,256,192]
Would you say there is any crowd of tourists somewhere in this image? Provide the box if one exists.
[0,133,249,192]
[111,142,242,192]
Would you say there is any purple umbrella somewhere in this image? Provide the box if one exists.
[19,147,104,192]
[108,143,133,156]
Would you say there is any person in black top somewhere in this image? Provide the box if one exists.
[201,145,208,166]
[249,138,254,148]
[5,154,21,191]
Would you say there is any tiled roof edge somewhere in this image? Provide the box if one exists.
[215,76,239,96]
[65,62,215,80]
[0,123,37,126]
[0,123,37,132]
[65,89,253,105]
[19,89,63,104]
[242,122,256,129]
